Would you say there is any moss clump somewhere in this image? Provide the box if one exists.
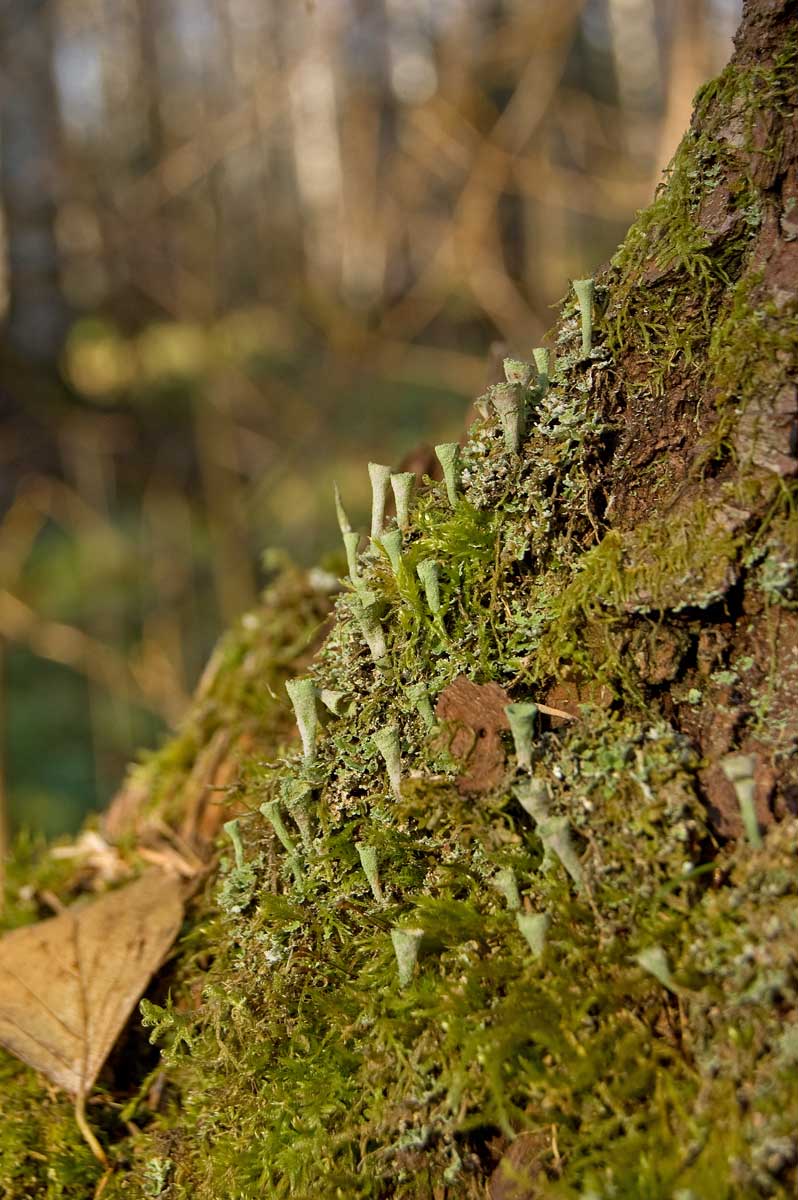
[4,307,793,1197]
[105,712,798,1200]
[604,28,798,398]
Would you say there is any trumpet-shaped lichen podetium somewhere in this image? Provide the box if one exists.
[390,471,415,531]
[342,530,361,586]
[573,277,595,355]
[259,800,297,856]
[516,777,584,889]
[368,462,392,540]
[356,842,385,905]
[434,442,460,508]
[490,383,525,454]
[416,558,441,613]
[516,911,549,958]
[635,945,682,995]
[493,866,521,911]
[281,777,315,850]
[720,753,763,847]
[356,596,389,666]
[502,357,531,387]
[391,927,424,988]
[532,346,550,394]
[378,528,403,576]
[333,482,362,583]
[406,681,435,730]
[285,676,318,765]
[504,702,538,770]
[223,818,245,870]
[333,481,351,534]
[372,724,402,799]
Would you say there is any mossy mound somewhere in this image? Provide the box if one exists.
[1,6,797,1196]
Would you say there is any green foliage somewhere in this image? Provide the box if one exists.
[0,1053,104,1197]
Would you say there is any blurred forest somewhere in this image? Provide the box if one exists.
[0,0,740,840]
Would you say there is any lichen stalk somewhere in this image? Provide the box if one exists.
[537,815,584,889]
[416,558,441,614]
[377,528,403,576]
[391,927,424,988]
[516,779,584,889]
[259,800,297,855]
[406,681,435,730]
[223,818,245,870]
[342,530,362,586]
[285,676,319,765]
[368,462,392,540]
[573,277,595,355]
[372,724,402,799]
[356,842,385,905]
[720,754,763,848]
[505,702,538,770]
[493,866,521,911]
[390,472,415,531]
[434,442,460,508]
[503,358,531,386]
[356,597,389,666]
[532,346,549,394]
[333,481,351,535]
[516,911,549,958]
[635,945,682,996]
[490,383,525,454]
[282,778,315,850]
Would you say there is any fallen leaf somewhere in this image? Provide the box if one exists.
[489,1129,551,1199]
[0,871,183,1160]
[435,676,511,794]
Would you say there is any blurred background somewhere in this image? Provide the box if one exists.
[0,0,741,841]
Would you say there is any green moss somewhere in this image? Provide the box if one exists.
[0,1054,104,1196]
[603,31,797,399]
[106,705,798,1199]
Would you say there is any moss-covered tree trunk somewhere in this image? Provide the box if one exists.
[1,2,796,1198]
[588,0,798,839]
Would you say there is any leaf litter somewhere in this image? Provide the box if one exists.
[0,870,184,1162]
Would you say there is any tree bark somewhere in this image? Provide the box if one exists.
[0,0,69,361]
[587,0,798,835]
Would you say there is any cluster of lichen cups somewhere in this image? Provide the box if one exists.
[252,284,601,989]
[228,272,730,1000]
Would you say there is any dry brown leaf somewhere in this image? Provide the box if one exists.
[435,678,579,794]
[435,676,511,794]
[489,1128,551,1199]
[0,871,183,1160]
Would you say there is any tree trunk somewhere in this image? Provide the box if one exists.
[0,0,69,361]
[591,0,798,836]
[0,2,796,1197]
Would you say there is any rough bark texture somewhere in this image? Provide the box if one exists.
[590,0,798,840]
[0,3,796,1198]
